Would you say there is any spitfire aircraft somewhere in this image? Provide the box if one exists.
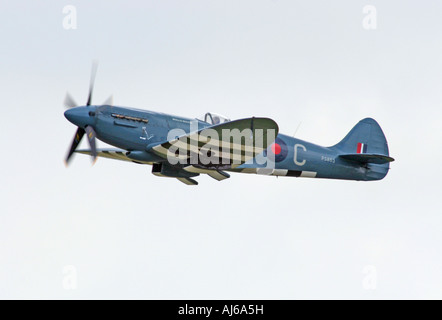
[64,64,394,185]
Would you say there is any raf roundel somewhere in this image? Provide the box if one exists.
[264,137,288,162]
[271,143,281,155]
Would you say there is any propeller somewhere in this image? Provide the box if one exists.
[65,127,85,165]
[102,95,113,106]
[85,126,97,164]
[64,61,108,165]
[64,92,78,109]
[86,61,98,106]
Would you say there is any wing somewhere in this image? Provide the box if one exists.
[75,148,139,163]
[150,117,279,168]
[75,149,229,184]
[75,117,279,185]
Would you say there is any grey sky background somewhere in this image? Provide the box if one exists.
[1,0,441,299]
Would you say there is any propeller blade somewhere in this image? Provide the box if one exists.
[65,127,85,165]
[85,126,97,164]
[103,95,113,106]
[64,92,78,109]
[86,61,98,106]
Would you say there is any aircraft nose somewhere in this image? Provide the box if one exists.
[64,107,93,128]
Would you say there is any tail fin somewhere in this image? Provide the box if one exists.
[331,118,394,180]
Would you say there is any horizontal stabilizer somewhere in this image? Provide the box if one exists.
[339,153,395,164]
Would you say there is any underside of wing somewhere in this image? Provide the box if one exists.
[151,117,279,169]
[76,149,231,185]
[76,148,138,163]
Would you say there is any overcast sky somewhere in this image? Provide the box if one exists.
[1,0,441,299]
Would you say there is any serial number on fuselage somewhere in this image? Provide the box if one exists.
[321,155,336,163]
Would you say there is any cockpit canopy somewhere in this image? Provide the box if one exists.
[201,112,231,125]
